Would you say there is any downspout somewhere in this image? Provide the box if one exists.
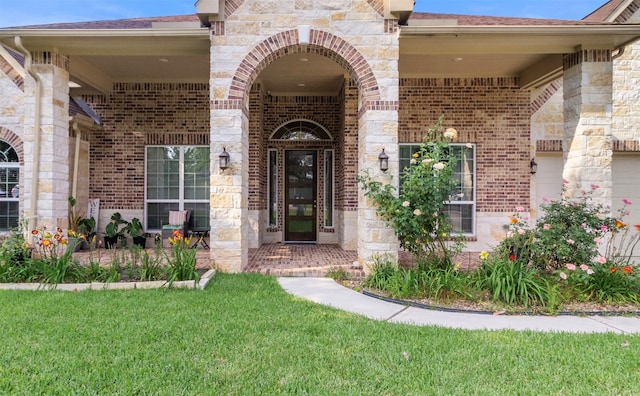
[14,36,42,232]
[71,119,81,199]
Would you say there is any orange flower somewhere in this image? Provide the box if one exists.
[635,225,640,232]
[31,230,38,235]
[509,217,518,224]
[56,227,63,234]
[172,230,183,240]
[40,239,52,247]
[623,266,634,275]
[615,220,626,228]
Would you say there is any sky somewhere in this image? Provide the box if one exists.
[0,0,610,28]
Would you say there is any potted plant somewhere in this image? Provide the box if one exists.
[77,216,97,250]
[126,217,146,248]
[104,212,128,249]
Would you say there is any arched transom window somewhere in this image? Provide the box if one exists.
[271,120,332,141]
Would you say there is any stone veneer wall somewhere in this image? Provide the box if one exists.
[399,77,531,213]
[81,83,210,211]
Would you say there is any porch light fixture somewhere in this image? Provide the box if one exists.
[378,148,389,172]
[530,158,538,175]
[219,147,230,171]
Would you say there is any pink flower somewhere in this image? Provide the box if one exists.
[563,179,570,184]
[594,237,602,244]
[567,239,575,245]
[515,206,525,212]
[566,264,576,271]
[587,269,595,275]
[559,272,568,280]
[623,198,632,205]
[543,224,551,230]
[600,225,609,233]
[597,256,607,264]
[580,264,589,271]
[590,184,599,191]
[542,197,549,203]
[518,229,525,235]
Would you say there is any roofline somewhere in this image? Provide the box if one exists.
[0,28,210,39]
[400,24,640,36]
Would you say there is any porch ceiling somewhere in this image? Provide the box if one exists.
[2,24,639,95]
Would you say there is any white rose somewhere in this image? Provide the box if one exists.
[444,128,458,140]
[433,162,446,170]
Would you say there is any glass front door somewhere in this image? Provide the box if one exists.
[285,150,317,242]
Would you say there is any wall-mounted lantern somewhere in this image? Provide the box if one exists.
[379,148,389,172]
[219,147,230,171]
[530,158,538,175]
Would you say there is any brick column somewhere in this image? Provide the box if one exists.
[563,49,613,206]
[22,50,70,230]
[358,106,399,272]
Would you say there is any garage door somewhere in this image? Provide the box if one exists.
[613,154,640,227]
[535,154,563,216]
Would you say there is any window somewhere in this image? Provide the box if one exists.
[145,146,210,231]
[268,149,278,227]
[0,141,19,231]
[400,144,475,234]
[271,120,332,141]
[324,150,334,228]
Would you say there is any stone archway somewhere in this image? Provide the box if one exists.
[228,29,382,107]
[210,27,399,273]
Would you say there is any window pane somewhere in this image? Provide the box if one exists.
[444,204,474,234]
[147,147,180,200]
[0,202,19,230]
[324,150,333,227]
[184,147,210,200]
[268,150,277,226]
[184,203,210,230]
[146,202,179,230]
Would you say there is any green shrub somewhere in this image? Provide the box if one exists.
[359,116,466,270]
[475,258,549,307]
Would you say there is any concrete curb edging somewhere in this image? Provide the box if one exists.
[0,269,216,291]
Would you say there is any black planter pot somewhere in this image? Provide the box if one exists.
[132,236,146,248]
[104,236,120,249]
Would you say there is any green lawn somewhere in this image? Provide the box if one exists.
[1,274,639,395]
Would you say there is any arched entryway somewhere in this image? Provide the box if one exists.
[209,27,399,273]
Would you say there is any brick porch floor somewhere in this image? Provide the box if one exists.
[246,244,366,278]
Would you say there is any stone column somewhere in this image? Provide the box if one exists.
[357,107,399,272]
[562,49,613,206]
[22,50,70,231]
[209,106,249,273]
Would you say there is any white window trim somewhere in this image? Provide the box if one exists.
[399,143,476,236]
[144,145,209,232]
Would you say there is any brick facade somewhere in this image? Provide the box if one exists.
[399,77,531,212]
[81,83,210,210]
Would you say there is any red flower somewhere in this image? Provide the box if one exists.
[635,225,640,232]
[623,266,634,275]
[610,267,617,273]
[31,230,38,235]
[509,255,516,261]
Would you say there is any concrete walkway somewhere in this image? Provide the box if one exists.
[278,277,640,334]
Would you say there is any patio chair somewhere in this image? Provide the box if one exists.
[161,210,190,243]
